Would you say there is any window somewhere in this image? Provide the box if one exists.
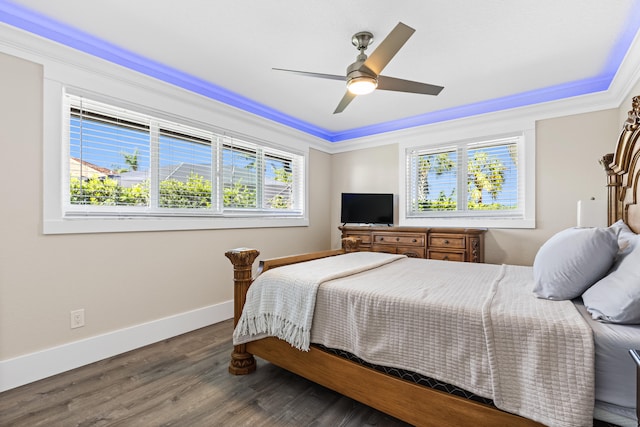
[406,134,524,220]
[221,138,301,214]
[64,94,304,219]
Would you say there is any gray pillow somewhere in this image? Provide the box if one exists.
[582,225,640,324]
[532,227,618,300]
[609,219,636,260]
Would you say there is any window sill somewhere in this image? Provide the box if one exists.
[43,216,309,234]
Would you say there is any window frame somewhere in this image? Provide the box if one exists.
[399,122,535,229]
[43,83,309,235]
[406,134,523,218]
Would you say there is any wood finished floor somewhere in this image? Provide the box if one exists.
[0,319,411,427]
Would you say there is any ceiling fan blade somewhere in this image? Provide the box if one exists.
[377,75,444,95]
[272,68,346,81]
[362,22,415,76]
[333,91,357,114]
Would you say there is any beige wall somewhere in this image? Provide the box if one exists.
[330,144,399,243]
[0,52,332,359]
[330,109,619,266]
[492,109,618,264]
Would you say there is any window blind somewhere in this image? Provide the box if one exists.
[158,127,214,209]
[406,134,523,218]
[222,137,304,213]
[67,96,151,209]
[64,93,305,218]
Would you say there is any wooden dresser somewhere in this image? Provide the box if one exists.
[339,226,486,263]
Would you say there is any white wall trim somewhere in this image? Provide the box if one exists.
[0,301,233,392]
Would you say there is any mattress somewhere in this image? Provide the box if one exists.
[574,299,640,423]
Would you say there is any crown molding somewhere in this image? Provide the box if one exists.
[1,0,640,153]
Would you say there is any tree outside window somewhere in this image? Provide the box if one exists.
[408,136,520,217]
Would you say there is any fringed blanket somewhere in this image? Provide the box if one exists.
[233,252,405,350]
[234,254,594,427]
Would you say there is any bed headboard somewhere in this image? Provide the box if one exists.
[603,95,640,232]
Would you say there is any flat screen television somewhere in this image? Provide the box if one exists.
[340,193,394,225]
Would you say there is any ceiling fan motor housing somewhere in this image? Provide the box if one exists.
[346,31,377,89]
[347,60,376,81]
[352,31,374,51]
[346,60,378,94]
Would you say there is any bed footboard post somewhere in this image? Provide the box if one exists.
[341,236,361,252]
[225,248,260,375]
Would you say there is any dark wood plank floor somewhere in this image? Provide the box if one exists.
[0,319,625,427]
[0,319,410,427]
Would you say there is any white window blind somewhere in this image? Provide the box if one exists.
[467,138,520,212]
[223,137,259,209]
[408,146,458,212]
[222,137,304,214]
[64,93,304,218]
[67,97,151,208]
[406,134,523,218]
[158,127,214,210]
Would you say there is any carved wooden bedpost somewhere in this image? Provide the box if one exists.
[341,236,361,252]
[225,248,259,375]
[600,152,619,226]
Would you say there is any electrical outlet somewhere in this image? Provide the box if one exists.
[70,309,85,329]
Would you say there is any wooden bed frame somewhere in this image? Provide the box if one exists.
[226,96,640,427]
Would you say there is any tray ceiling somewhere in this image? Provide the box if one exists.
[1,0,639,142]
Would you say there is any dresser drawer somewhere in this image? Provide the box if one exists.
[372,245,426,258]
[371,245,397,254]
[427,250,465,262]
[429,234,466,249]
[373,233,425,247]
[397,247,425,258]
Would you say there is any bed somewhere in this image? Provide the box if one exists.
[225,96,640,427]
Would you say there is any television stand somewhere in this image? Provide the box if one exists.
[339,225,486,262]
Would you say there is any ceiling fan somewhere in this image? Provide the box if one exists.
[273,22,444,114]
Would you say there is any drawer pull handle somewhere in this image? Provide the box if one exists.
[444,239,450,244]
[412,239,417,242]
[443,255,449,261]
[380,237,384,241]
[396,237,400,242]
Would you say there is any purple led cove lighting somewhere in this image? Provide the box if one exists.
[332,74,614,142]
[0,0,334,141]
[1,0,639,143]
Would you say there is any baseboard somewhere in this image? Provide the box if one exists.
[0,301,233,392]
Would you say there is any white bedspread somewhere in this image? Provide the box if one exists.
[482,264,595,427]
[235,253,595,427]
[233,251,405,350]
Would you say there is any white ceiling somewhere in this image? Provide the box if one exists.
[3,0,639,141]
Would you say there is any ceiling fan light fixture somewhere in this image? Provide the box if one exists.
[347,76,378,95]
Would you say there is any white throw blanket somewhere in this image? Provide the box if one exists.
[233,252,405,350]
